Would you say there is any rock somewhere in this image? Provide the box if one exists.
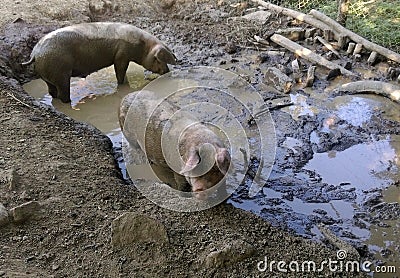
[241,10,272,24]
[0,167,20,190]
[326,68,342,81]
[276,27,305,41]
[264,67,293,94]
[224,42,237,54]
[10,201,41,223]
[0,203,9,227]
[111,213,168,248]
[305,28,317,39]
[203,239,255,268]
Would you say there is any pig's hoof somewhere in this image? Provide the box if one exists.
[60,97,72,103]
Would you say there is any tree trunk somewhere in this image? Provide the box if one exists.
[337,0,350,26]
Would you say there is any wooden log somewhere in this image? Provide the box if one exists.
[367,51,378,65]
[270,34,356,76]
[309,9,400,64]
[346,43,355,54]
[323,29,333,41]
[332,80,400,103]
[304,65,316,87]
[316,36,340,57]
[337,35,347,49]
[353,43,363,55]
[336,0,350,25]
[291,59,302,82]
[251,0,339,40]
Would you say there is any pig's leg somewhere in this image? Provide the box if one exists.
[114,58,129,84]
[173,172,191,192]
[45,81,57,98]
[55,76,71,103]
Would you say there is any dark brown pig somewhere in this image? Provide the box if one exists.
[119,90,231,199]
[23,22,177,103]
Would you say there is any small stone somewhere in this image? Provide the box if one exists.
[241,10,272,24]
[276,27,305,41]
[52,264,60,271]
[111,213,168,248]
[326,68,342,80]
[0,270,5,277]
[26,256,36,262]
[264,67,293,94]
[343,62,352,70]
[0,203,9,227]
[0,168,20,191]
[305,28,317,39]
[10,201,41,223]
[224,42,237,54]
[203,239,255,268]
[256,53,269,63]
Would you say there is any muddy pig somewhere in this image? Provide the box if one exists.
[22,22,177,103]
[119,90,231,199]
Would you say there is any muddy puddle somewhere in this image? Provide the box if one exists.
[23,63,151,176]
[24,65,399,270]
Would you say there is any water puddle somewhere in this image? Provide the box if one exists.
[328,94,400,125]
[305,138,399,193]
[23,63,150,176]
[282,93,319,120]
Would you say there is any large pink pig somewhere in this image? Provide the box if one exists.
[119,91,231,199]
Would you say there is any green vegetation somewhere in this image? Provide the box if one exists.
[281,0,400,53]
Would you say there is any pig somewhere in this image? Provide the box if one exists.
[22,22,177,103]
[119,90,231,200]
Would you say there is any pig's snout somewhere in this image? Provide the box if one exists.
[192,183,210,200]
[160,65,170,74]
[144,63,169,75]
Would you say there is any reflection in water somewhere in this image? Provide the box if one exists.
[305,138,399,192]
[329,95,400,125]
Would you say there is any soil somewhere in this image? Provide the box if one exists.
[0,0,398,277]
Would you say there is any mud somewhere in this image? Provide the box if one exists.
[0,0,399,277]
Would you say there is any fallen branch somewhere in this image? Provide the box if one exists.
[6,92,33,108]
[270,34,356,76]
[309,9,400,64]
[332,80,400,104]
[315,36,340,57]
[251,0,338,40]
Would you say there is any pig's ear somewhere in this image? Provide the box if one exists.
[180,150,200,175]
[215,148,230,175]
[154,45,177,65]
